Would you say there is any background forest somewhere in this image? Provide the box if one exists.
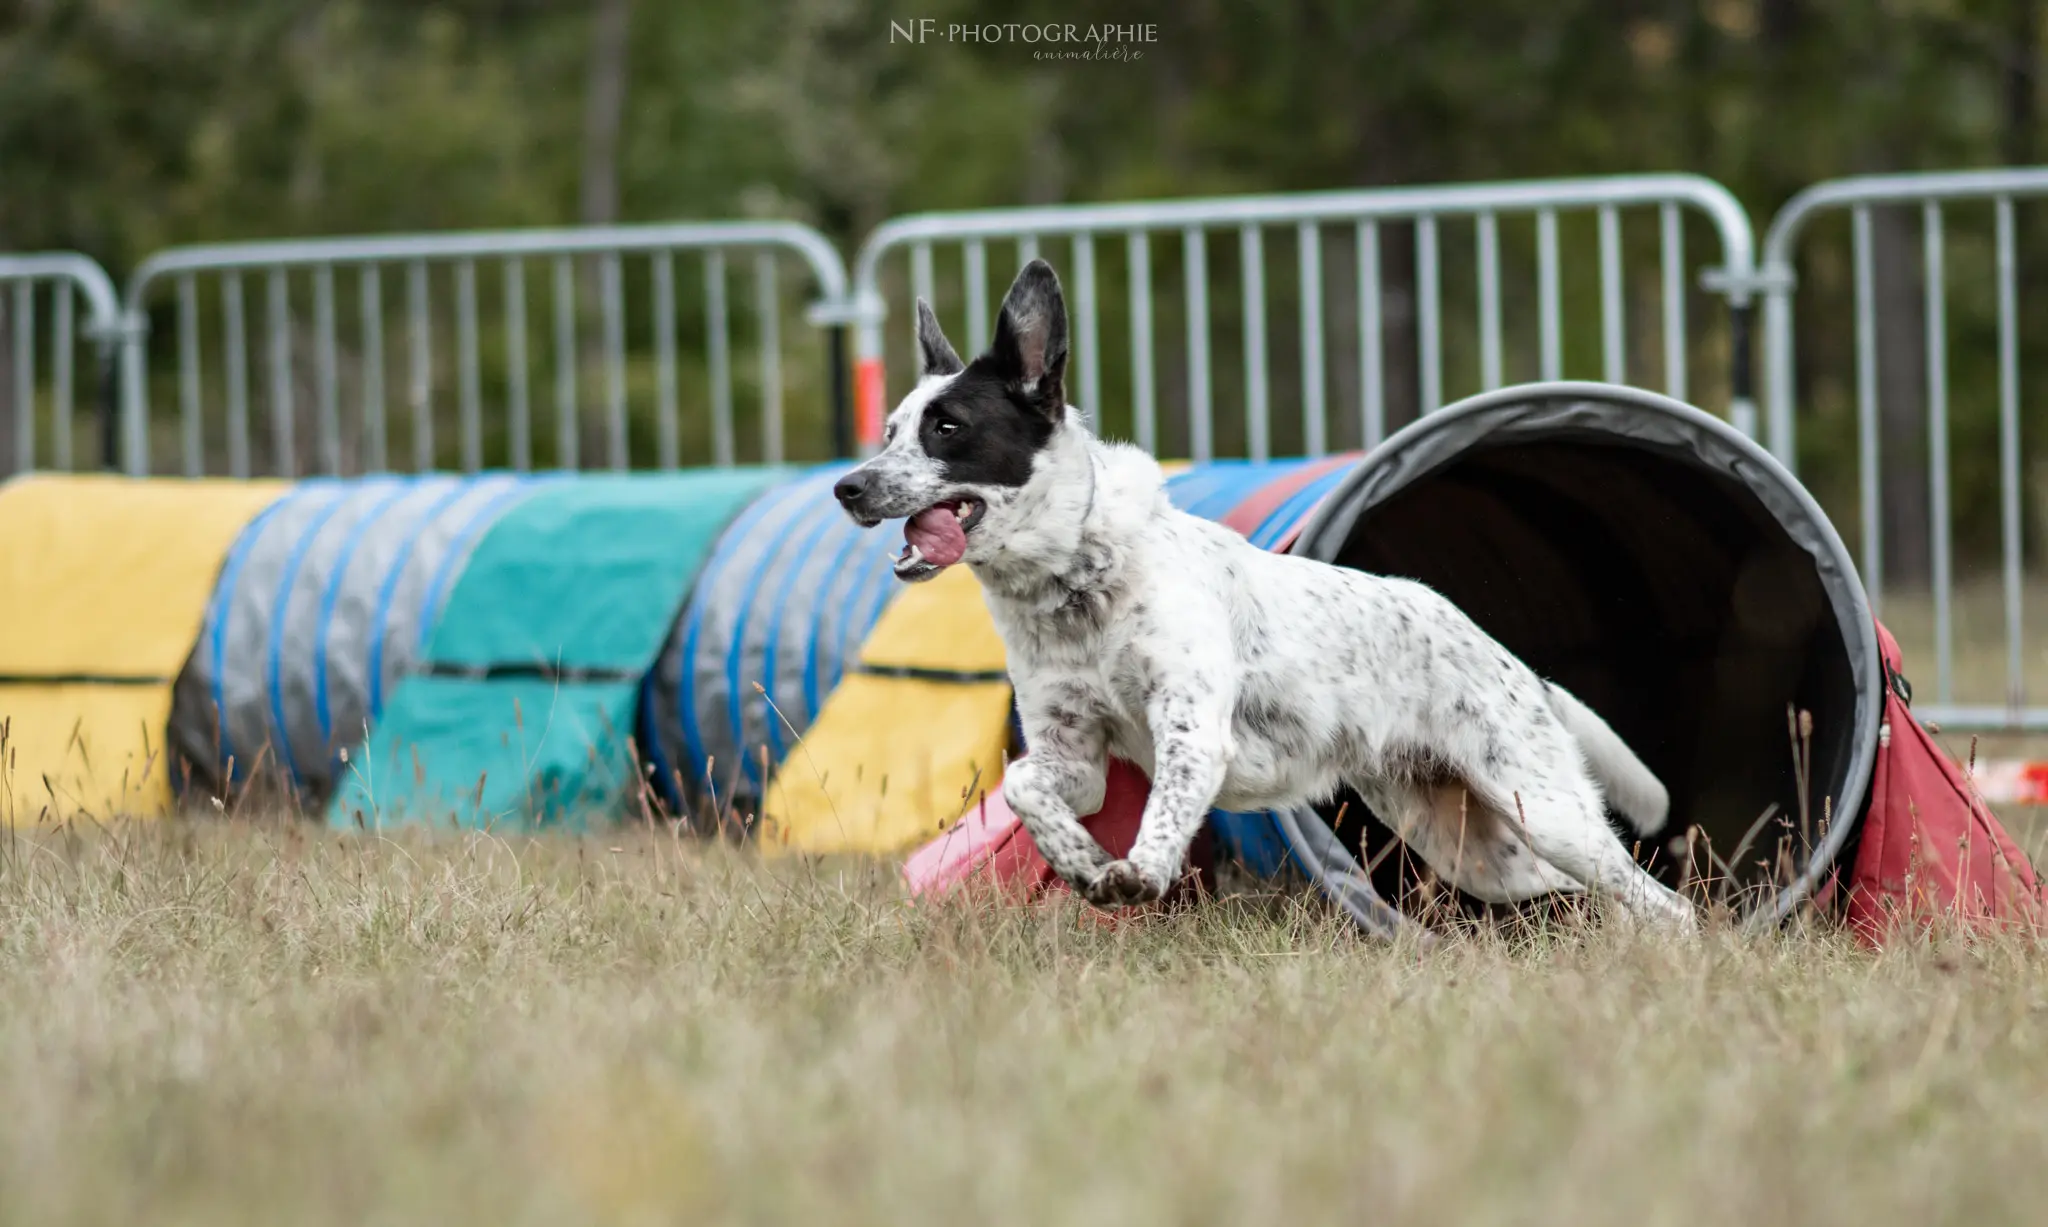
[1,0,2044,580]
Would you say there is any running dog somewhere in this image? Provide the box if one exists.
[833,259,1694,930]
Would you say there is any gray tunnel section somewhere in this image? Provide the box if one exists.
[641,467,903,818]
[169,473,541,806]
[1291,382,1881,922]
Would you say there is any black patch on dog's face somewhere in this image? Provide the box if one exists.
[903,261,1072,489]
[914,363,1056,488]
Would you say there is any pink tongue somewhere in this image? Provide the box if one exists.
[904,506,967,567]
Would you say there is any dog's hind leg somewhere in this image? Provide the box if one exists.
[1481,766,1694,930]
[1357,777,1583,903]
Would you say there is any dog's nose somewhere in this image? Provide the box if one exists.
[833,471,871,508]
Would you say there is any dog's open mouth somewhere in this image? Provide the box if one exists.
[895,498,984,580]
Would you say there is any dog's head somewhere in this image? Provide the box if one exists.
[834,259,1074,582]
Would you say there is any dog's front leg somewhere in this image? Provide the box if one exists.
[1003,699,1114,893]
[1090,686,1230,908]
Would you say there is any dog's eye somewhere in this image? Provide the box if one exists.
[935,420,961,437]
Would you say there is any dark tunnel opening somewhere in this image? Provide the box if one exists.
[1292,386,1880,921]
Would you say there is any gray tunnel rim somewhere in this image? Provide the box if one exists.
[1289,380,1881,928]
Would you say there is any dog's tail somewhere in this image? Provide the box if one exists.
[1544,682,1669,835]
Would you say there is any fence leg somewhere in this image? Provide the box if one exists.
[828,324,850,460]
[1727,301,1757,441]
[97,338,120,473]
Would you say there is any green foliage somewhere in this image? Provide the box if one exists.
[3,0,2044,564]
[5,1,2021,256]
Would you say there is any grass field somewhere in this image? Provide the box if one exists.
[1,817,2046,1227]
[2,569,2044,1225]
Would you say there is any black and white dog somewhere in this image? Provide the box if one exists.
[834,260,1694,930]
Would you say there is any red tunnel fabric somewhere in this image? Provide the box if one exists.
[1217,454,1356,544]
[899,757,1215,904]
[1840,622,2045,943]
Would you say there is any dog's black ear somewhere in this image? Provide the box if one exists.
[989,259,1068,419]
[915,298,964,377]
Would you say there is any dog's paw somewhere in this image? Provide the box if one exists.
[1083,859,1164,909]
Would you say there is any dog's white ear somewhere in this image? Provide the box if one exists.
[915,298,964,377]
[990,259,1068,418]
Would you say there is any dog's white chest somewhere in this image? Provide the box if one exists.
[1096,656,1158,773]
[1019,633,1160,771]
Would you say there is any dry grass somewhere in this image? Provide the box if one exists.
[1,568,2044,1225]
[0,818,2044,1227]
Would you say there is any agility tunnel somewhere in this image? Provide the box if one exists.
[328,470,779,830]
[1285,381,1881,919]
[908,382,2027,932]
[640,467,906,822]
[167,474,545,805]
[0,475,284,822]
[1234,381,2030,932]
[1183,382,1890,924]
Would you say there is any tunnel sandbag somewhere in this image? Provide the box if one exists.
[1841,623,2044,941]
[642,467,899,818]
[904,758,1180,900]
[330,470,779,831]
[169,473,543,806]
[0,475,286,822]
[1291,381,1881,921]
[762,564,1012,853]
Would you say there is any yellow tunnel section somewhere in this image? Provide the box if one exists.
[762,563,1012,854]
[0,475,285,822]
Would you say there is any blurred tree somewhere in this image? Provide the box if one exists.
[2,1,2032,256]
[0,0,2041,551]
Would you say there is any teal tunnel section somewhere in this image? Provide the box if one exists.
[641,466,905,818]
[169,473,546,805]
[328,469,782,831]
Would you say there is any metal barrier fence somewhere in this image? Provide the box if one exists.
[18,170,2048,734]
[1760,168,2048,732]
[118,221,850,478]
[0,253,122,474]
[848,175,1760,459]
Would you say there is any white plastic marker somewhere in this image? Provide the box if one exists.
[1968,759,2048,807]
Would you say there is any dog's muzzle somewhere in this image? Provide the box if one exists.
[835,467,985,581]
[833,468,884,527]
